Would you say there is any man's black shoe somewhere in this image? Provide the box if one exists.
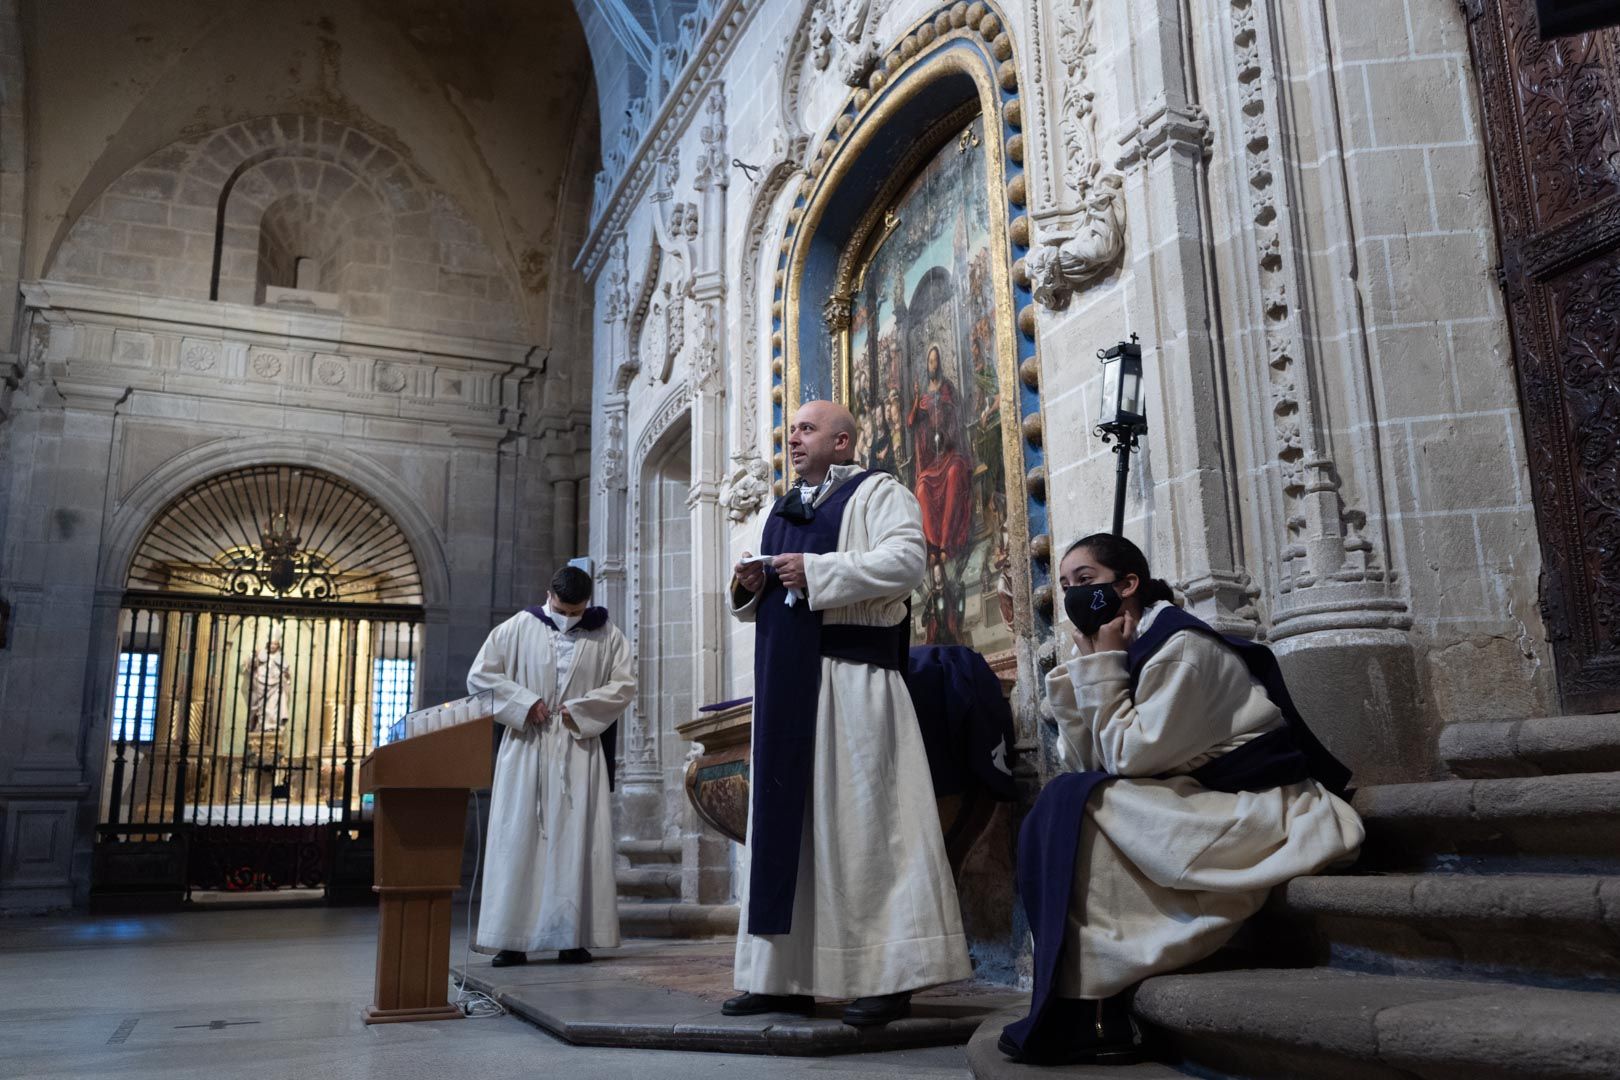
[841,990,911,1027]
[997,994,1139,1065]
[721,992,814,1017]
[558,948,593,964]
[490,949,527,968]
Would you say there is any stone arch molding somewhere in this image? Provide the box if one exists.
[99,435,453,612]
[49,116,523,342]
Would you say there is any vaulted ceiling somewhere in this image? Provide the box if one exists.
[20,0,599,341]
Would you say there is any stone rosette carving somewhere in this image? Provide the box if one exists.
[720,448,772,522]
[183,342,218,372]
[317,358,347,386]
[375,362,407,393]
[251,351,284,379]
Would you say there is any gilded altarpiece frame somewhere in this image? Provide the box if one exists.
[772,3,1049,667]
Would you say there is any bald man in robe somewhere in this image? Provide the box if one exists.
[725,400,972,1027]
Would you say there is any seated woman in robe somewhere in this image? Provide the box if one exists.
[999,534,1364,1066]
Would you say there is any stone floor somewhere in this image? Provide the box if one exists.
[454,938,1022,1055]
[0,903,984,1080]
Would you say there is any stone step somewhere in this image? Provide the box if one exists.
[615,866,682,899]
[616,901,738,938]
[616,838,683,865]
[1133,968,1620,1080]
[1352,771,1620,873]
[1267,872,1620,990]
[1441,714,1620,779]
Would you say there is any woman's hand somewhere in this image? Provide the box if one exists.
[1070,627,1093,656]
[1091,609,1139,654]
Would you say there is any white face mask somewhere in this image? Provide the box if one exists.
[546,602,582,632]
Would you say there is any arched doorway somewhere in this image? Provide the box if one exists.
[93,465,425,905]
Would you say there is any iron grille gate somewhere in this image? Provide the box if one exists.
[93,592,423,904]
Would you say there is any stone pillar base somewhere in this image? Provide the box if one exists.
[1272,628,1427,785]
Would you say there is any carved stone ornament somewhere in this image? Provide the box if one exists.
[720,448,773,522]
[808,0,893,86]
[691,304,723,392]
[602,235,630,324]
[183,342,218,372]
[375,362,407,393]
[694,86,729,193]
[823,292,853,333]
[1027,0,1128,309]
[251,351,284,378]
[1027,173,1126,308]
[317,358,347,386]
[598,410,627,494]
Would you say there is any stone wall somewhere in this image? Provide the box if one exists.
[576,0,1549,973]
[0,282,589,911]
[50,118,525,343]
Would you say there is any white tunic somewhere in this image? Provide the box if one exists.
[732,464,974,998]
[1047,601,1365,998]
[468,611,636,953]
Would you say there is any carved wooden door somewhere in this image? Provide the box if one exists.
[1467,2,1620,712]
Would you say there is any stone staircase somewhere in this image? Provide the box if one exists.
[969,714,1620,1078]
[614,837,738,938]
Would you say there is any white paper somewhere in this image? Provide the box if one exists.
[740,554,802,605]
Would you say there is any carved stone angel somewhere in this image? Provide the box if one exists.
[720,449,773,522]
[1028,172,1126,309]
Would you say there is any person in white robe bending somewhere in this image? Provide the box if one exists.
[469,565,636,967]
[726,399,972,1028]
[999,534,1364,1066]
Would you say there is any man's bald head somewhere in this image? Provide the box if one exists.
[788,399,859,485]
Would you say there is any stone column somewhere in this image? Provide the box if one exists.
[1108,0,1258,635]
[0,327,123,911]
[1197,0,1418,781]
[551,476,579,563]
[682,84,733,903]
[445,426,507,698]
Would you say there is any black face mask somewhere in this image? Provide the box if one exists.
[1064,581,1123,637]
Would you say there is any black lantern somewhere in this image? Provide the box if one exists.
[1096,335,1148,537]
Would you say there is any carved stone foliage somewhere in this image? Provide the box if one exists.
[598,409,627,495]
[694,85,729,193]
[1026,0,1127,307]
[691,303,722,392]
[1470,0,1620,709]
[602,235,630,324]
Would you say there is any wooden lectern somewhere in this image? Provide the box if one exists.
[357,715,494,1024]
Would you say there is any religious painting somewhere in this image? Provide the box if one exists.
[844,113,1014,653]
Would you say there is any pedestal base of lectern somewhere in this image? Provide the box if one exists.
[363,883,461,1024]
[363,1003,464,1025]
